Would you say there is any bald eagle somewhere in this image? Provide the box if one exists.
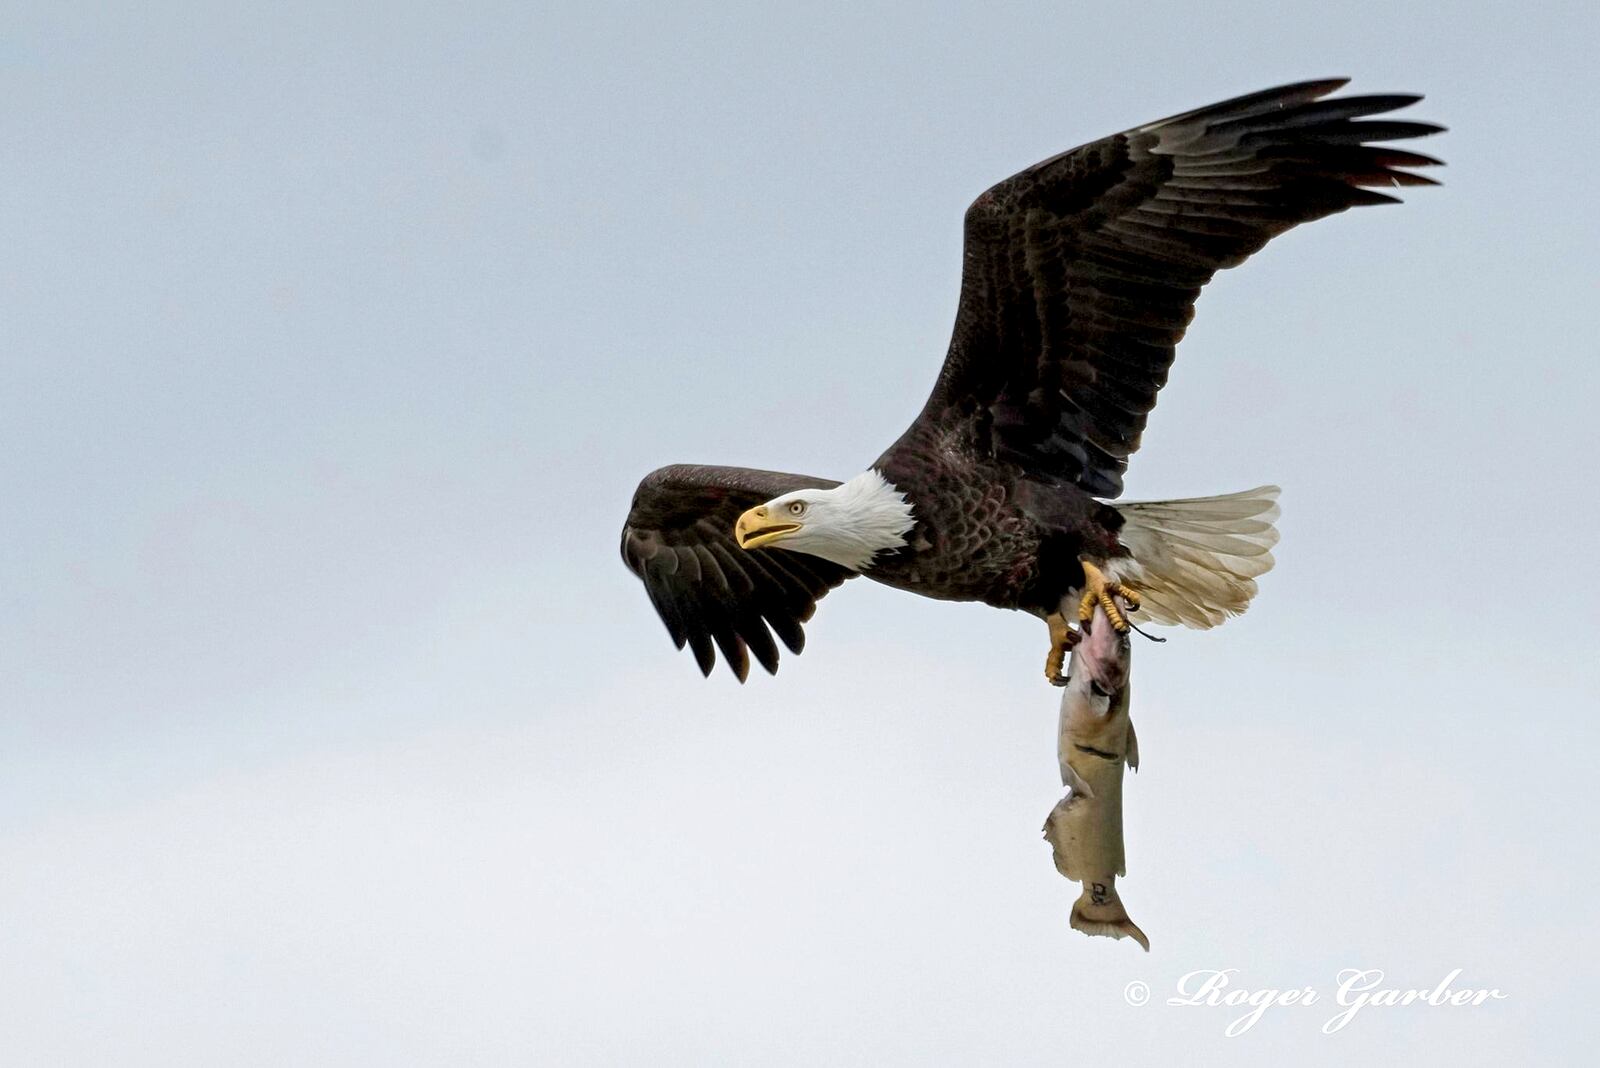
[621,80,1441,684]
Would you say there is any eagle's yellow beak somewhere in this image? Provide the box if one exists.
[735,505,802,550]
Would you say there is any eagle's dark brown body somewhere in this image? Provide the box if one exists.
[620,80,1441,680]
[868,420,1126,614]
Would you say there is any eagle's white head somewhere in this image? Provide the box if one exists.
[734,469,916,571]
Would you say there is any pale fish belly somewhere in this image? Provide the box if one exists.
[1041,603,1148,951]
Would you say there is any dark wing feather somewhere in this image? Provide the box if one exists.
[911,78,1443,498]
[621,465,855,680]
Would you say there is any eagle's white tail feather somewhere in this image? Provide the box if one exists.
[1113,486,1280,629]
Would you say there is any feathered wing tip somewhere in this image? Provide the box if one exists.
[1112,486,1281,629]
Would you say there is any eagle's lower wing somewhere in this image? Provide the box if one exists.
[621,465,855,680]
[915,78,1442,498]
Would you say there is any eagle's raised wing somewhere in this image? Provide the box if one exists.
[621,465,856,680]
[914,78,1443,498]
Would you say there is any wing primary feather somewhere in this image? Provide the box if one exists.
[687,628,716,677]
[740,614,781,675]
[643,581,690,648]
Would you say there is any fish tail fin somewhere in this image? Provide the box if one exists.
[1112,486,1281,629]
[1070,883,1150,951]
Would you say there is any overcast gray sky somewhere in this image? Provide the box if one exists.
[3,1,1598,1063]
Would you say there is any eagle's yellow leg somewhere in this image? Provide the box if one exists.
[1046,563,1140,687]
[1077,560,1141,634]
[1045,611,1078,687]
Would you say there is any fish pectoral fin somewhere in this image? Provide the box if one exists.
[1061,762,1095,799]
[1125,720,1140,772]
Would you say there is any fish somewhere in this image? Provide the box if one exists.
[1042,603,1149,951]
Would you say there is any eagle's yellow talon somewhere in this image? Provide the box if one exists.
[1045,611,1080,685]
[1078,560,1139,634]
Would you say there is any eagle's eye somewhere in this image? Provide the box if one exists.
[787,501,807,517]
